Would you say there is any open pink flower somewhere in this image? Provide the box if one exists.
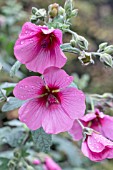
[43,157,62,170]
[14,22,67,74]
[13,67,86,134]
[82,132,113,162]
[69,109,113,141]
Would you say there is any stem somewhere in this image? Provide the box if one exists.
[64,29,78,37]
[77,119,85,129]
[91,52,101,57]
[89,96,94,112]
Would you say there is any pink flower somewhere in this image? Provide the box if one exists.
[44,157,62,170]
[69,109,113,141]
[14,22,67,74]
[13,67,86,134]
[82,132,113,162]
[33,159,41,165]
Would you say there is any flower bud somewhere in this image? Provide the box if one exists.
[32,7,38,15]
[71,9,78,17]
[99,42,108,52]
[35,9,46,18]
[64,0,73,12]
[14,148,21,159]
[58,6,65,16]
[70,39,76,47]
[78,51,94,65]
[100,53,113,67]
[64,0,73,18]
[76,35,89,50]
[48,3,59,18]
[31,8,46,23]
[30,15,37,23]
[104,45,113,54]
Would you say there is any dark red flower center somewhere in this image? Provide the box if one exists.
[40,33,56,49]
[40,85,60,106]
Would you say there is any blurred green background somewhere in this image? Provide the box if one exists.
[0,0,113,169]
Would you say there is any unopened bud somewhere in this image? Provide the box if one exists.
[78,51,94,65]
[48,3,59,18]
[64,0,73,18]
[14,150,21,159]
[99,42,108,52]
[104,45,113,54]
[64,0,73,12]
[30,15,37,23]
[70,39,76,47]
[32,7,38,15]
[58,6,65,16]
[100,53,113,67]
[31,8,46,23]
[8,160,16,169]
[76,35,88,50]
[71,9,78,17]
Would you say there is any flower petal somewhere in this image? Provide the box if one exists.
[81,113,96,122]
[82,140,110,162]
[88,133,105,153]
[19,22,39,39]
[14,22,42,64]
[43,67,73,89]
[88,133,113,153]
[42,104,73,134]
[53,29,63,44]
[45,157,62,170]
[69,120,83,141]
[26,45,67,73]
[107,148,113,159]
[19,98,46,130]
[14,36,39,64]
[59,87,86,119]
[101,115,113,141]
[13,76,44,100]
[41,27,55,34]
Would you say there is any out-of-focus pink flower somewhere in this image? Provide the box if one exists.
[44,157,62,170]
[13,67,86,134]
[14,22,67,74]
[82,132,113,162]
[69,109,113,141]
[33,159,41,165]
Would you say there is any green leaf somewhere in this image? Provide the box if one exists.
[53,135,85,167]
[0,89,6,98]
[4,119,24,127]
[10,61,21,77]
[1,97,25,112]
[0,89,6,102]
[0,82,16,95]
[100,53,113,67]
[31,128,52,153]
[0,127,11,145]
[0,127,26,147]
[6,128,26,147]
[0,157,9,170]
